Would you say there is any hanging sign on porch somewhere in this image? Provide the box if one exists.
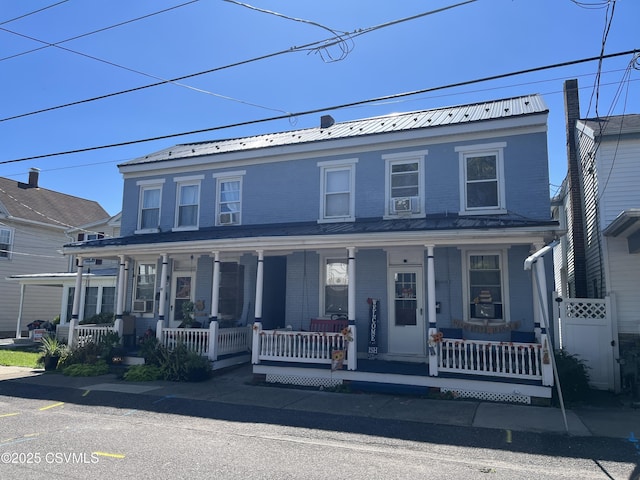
[367,298,379,359]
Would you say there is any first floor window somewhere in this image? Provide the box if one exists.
[0,228,12,259]
[324,258,348,315]
[134,263,156,312]
[468,253,503,321]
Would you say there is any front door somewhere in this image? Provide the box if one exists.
[388,266,425,356]
[170,273,195,326]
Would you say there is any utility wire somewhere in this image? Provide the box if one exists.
[0,0,68,26]
[1,48,637,165]
[0,0,200,62]
[0,25,291,115]
[0,1,477,124]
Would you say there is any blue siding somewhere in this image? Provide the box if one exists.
[119,132,550,237]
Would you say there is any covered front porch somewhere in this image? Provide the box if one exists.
[62,218,558,401]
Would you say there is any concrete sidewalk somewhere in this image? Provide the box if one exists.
[1,364,638,440]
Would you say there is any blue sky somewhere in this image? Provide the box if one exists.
[1,0,637,217]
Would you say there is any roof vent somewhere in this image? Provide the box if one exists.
[320,115,335,128]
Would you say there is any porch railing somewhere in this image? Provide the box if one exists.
[257,330,347,364]
[156,320,252,361]
[160,327,209,356]
[67,318,122,348]
[66,319,251,362]
[437,339,544,380]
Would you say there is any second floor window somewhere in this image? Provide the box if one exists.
[318,159,356,222]
[217,177,242,225]
[176,182,200,228]
[139,184,162,231]
[0,228,12,259]
[383,151,427,217]
[457,142,506,214]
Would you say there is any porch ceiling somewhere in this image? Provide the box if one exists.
[63,216,559,258]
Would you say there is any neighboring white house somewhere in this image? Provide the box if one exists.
[0,169,111,337]
[553,79,640,392]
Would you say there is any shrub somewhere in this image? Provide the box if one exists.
[139,336,163,366]
[62,360,109,377]
[57,341,102,368]
[123,364,163,382]
[554,349,591,404]
[159,343,212,382]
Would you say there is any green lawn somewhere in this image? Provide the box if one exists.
[0,350,40,369]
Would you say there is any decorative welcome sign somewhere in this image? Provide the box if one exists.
[367,298,379,359]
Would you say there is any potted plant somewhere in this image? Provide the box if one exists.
[179,301,201,328]
[37,335,63,371]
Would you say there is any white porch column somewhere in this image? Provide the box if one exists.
[15,284,26,338]
[532,243,543,342]
[347,247,357,371]
[254,250,264,321]
[210,251,221,322]
[208,320,219,361]
[158,254,169,321]
[426,245,438,377]
[71,257,84,323]
[115,255,126,320]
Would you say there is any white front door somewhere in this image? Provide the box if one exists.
[388,266,425,356]
[170,272,195,326]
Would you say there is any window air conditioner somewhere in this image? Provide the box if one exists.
[132,300,153,313]
[219,212,236,225]
[392,197,412,214]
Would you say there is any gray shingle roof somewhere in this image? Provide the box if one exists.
[0,176,109,228]
[121,94,548,166]
[579,114,640,137]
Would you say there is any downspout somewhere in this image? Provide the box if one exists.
[524,241,569,433]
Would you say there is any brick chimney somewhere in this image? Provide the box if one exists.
[564,79,588,297]
[28,168,40,188]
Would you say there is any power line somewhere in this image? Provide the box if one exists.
[0,1,478,124]
[0,1,68,26]
[0,0,200,63]
[2,48,637,166]
[0,25,291,115]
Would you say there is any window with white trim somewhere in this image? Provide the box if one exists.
[457,143,506,214]
[318,159,356,222]
[464,252,507,323]
[215,175,243,226]
[174,177,202,229]
[137,180,164,232]
[0,227,13,259]
[133,263,156,313]
[383,151,427,217]
[322,256,348,316]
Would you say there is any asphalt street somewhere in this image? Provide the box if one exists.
[0,371,638,479]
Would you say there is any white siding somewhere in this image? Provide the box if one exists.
[605,236,640,335]
[0,222,68,334]
[597,140,640,227]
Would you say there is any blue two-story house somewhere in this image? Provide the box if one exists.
[64,94,559,403]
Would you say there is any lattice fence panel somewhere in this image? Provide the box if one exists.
[564,300,607,319]
[265,374,343,388]
[441,388,531,404]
